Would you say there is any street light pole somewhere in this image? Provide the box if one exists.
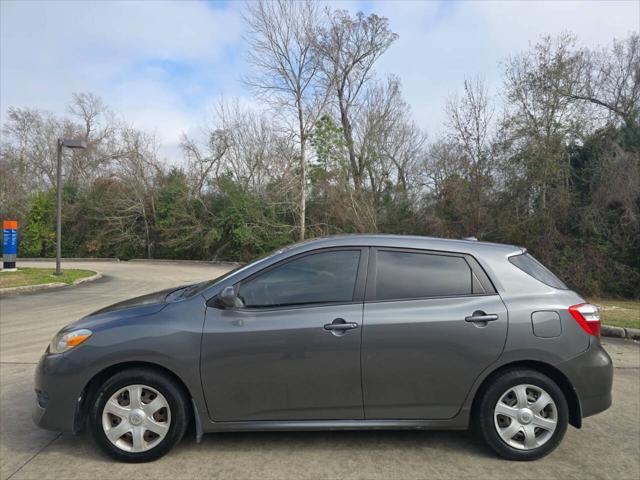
[54,138,87,276]
[55,139,63,275]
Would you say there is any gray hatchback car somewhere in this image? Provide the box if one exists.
[34,235,613,462]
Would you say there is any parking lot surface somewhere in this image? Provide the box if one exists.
[1,260,638,480]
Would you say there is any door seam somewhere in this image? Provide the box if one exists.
[359,247,371,420]
[359,300,366,420]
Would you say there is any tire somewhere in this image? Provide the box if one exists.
[474,368,569,461]
[89,368,189,462]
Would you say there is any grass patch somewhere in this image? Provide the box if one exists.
[0,267,96,289]
[590,298,640,330]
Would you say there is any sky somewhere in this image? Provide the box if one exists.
[1,0,638,161]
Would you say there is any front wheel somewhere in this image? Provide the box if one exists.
[475,369,569,461]
[89,368,189,462]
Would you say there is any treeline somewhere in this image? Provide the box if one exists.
[1,2,638,298]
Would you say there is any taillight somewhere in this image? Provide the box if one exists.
[568,303,601,336]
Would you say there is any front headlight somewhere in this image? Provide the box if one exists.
[48,329,92,354]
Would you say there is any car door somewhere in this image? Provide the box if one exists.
[362,247,508,420]
[201,247,368,422]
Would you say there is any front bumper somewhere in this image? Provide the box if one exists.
[556,338,613,419]
[33,352,85,433]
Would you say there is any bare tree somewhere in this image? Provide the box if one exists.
[181,128,229,195]
[181,99,296,194]
[502,34,586,212]
[315,9,398,191]
[2,107,71,189]
[68,92,108,138]
[214,100,291,190]
[108,126,164,258]
[359,77,426,204]
[445,78,496,235]
[422,140,467,196]
[244,0,328,240]
[565,33,640,126]
[67,92,119,184]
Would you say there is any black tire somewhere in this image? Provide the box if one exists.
[89,368,189,462]
[474,368,569,461]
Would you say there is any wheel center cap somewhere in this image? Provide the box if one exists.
[129,409,145,426]
[518,408,533,424]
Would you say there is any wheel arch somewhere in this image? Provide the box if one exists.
[470,360,582,428]
[76,361,198,434]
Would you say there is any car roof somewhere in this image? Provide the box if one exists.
[282,234,524,258]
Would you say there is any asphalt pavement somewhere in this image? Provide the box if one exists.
[1,260,638,480]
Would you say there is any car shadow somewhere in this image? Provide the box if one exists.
[196,429,491,456]
[42,428,494,464]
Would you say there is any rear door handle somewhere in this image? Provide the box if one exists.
[465,312,499,323]
[324,318,359,331]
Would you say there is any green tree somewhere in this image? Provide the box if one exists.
[20,191,56,257]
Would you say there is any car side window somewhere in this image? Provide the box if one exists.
[509,253,568,289]
[374,250,474,301]
[238,250,361,308]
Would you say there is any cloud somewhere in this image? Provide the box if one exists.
[370,0,639,136]
[1,0,245,157]
[2,0,638,158]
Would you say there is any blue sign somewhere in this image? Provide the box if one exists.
[2,220,18,257]
[3,225,18,255]
[2,220,18,269]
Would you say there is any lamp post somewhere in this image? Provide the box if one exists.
[55,138,87,276]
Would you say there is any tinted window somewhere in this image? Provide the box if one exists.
[184,247,285,297]
[509,253,568,289]
[238,250,361,307]
[375,251,472,300]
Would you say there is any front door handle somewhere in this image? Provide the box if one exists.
[324,318,358,331]
[465,311,499,323]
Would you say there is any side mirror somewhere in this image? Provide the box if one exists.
[217,285,243,308]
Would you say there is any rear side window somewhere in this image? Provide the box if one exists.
[238,250,361,307]
[375,251,474,300]
[509,253,568,289]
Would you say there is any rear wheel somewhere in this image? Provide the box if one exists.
[89,368,189,462]
[475,369,568,460]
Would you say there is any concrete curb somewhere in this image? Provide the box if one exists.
[72,272,103,285]
[0,282,67,295]
[14,257,242,267]
[601,324,640,341]
[12,257,120,262]
[0,271,102,296]
[126,259,243,267]
[625,327,640,341]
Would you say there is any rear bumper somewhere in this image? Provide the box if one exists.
[580,389,612,418]
[556,338,613,419]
